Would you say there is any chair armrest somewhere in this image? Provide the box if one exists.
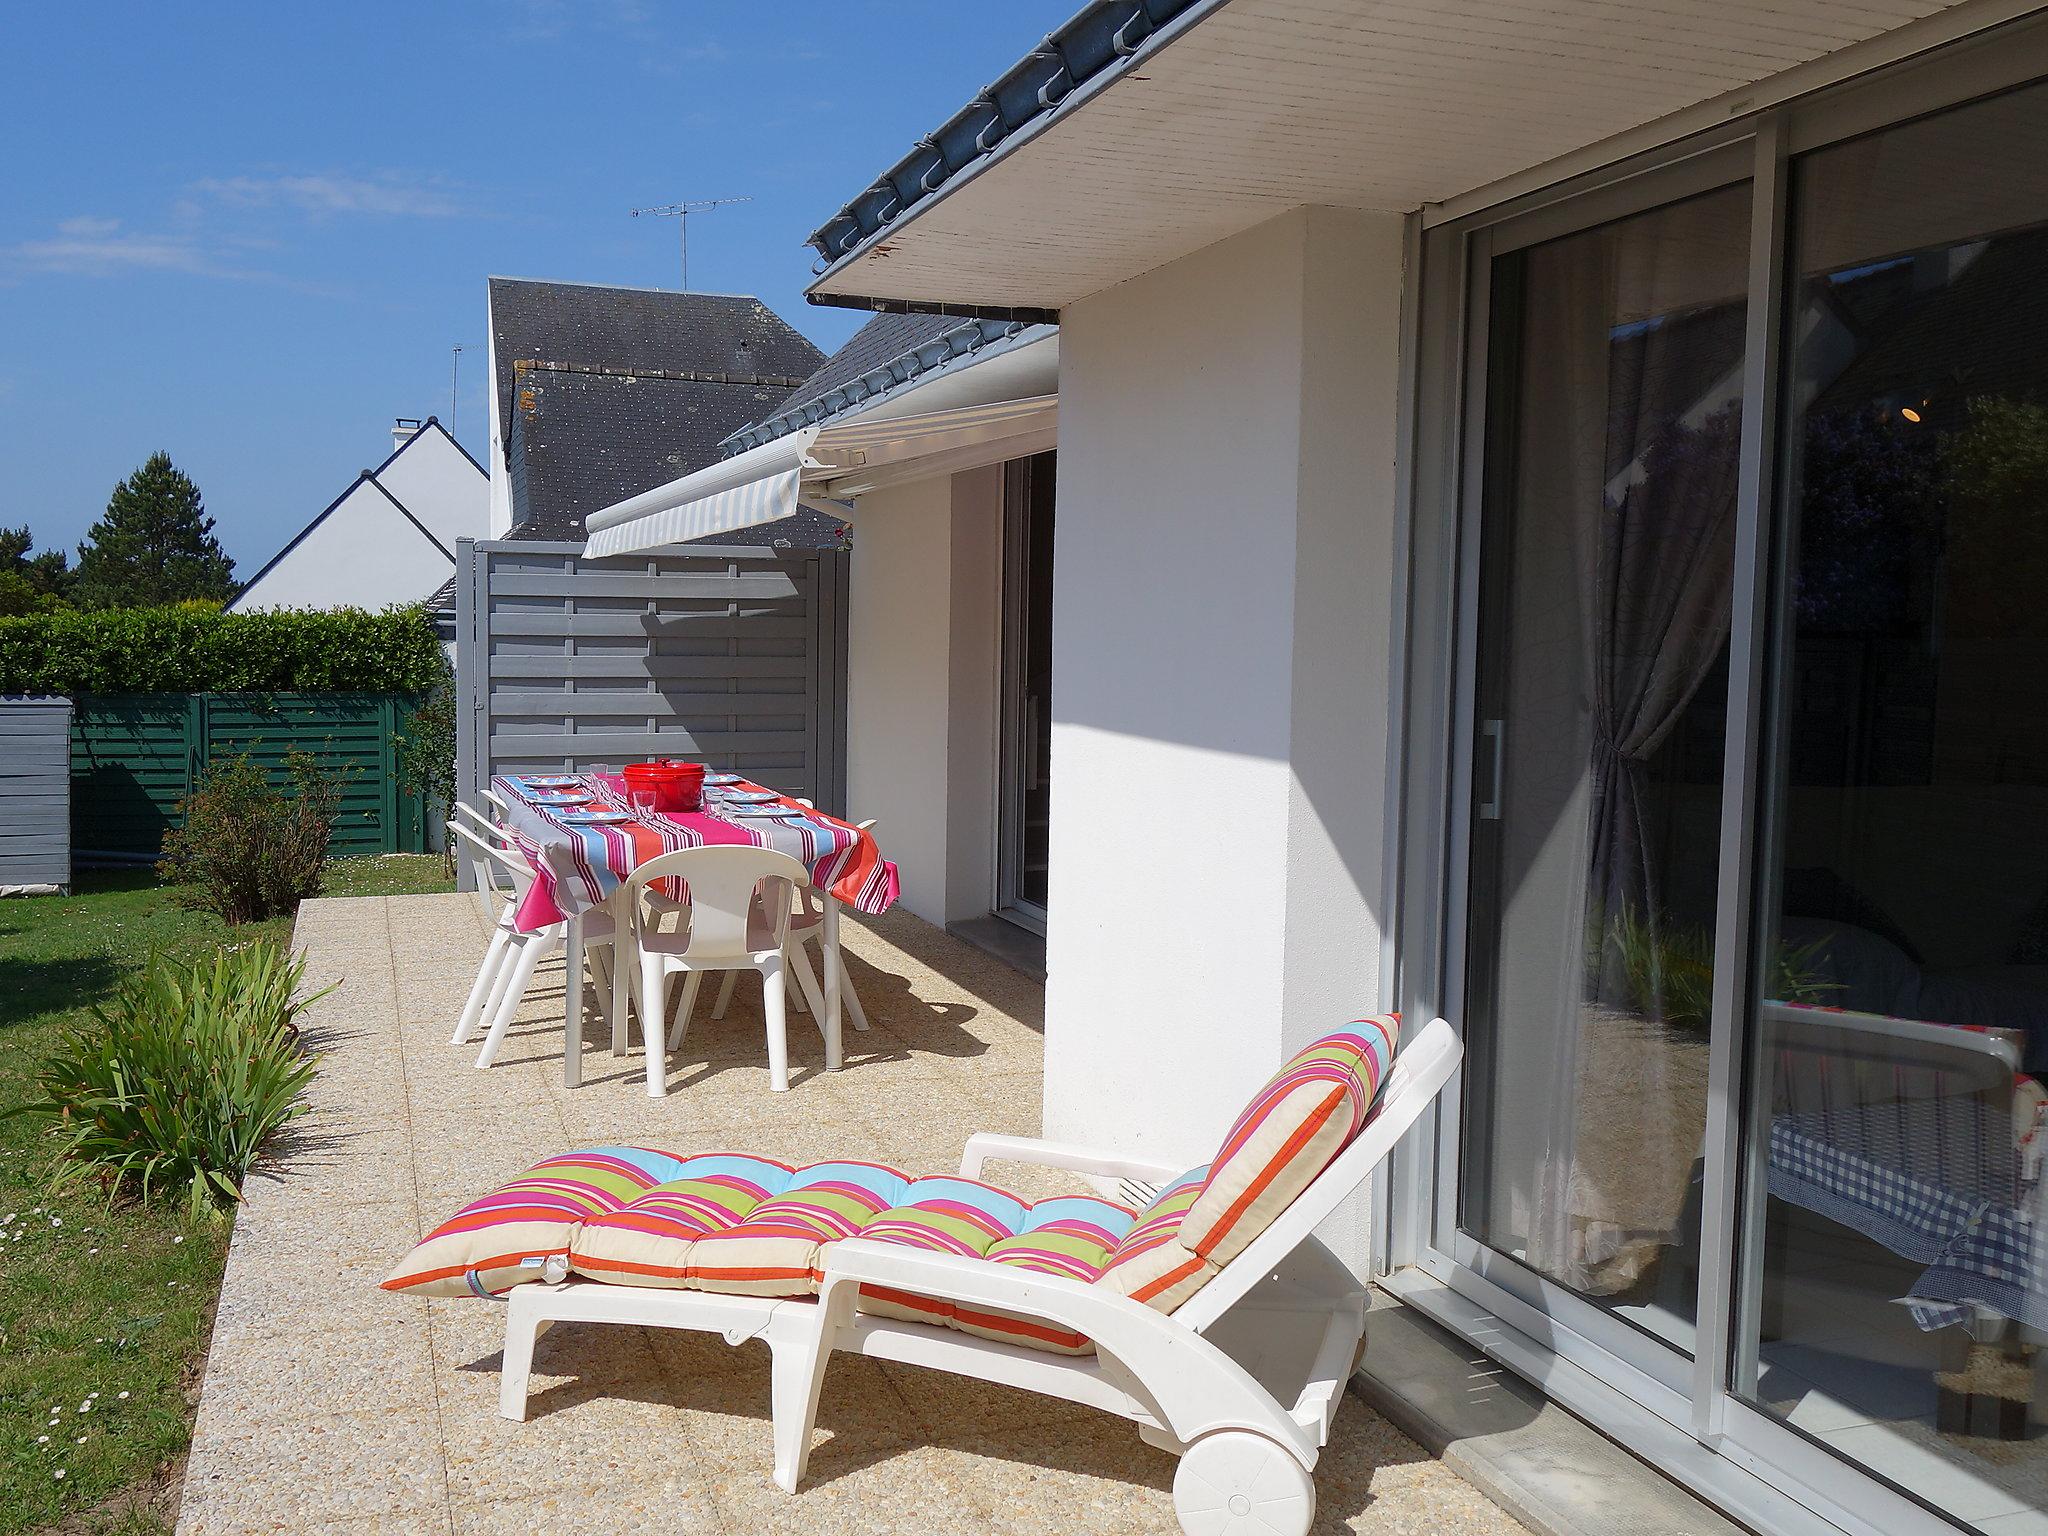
[815,1239,1312,1458]
[958,1132,1181,1184]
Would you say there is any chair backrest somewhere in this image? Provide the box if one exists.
[1174,1018,1462,1332]
[450,803,514,911]
[452,800,500,835]
[446,821,539,906]
[624,844,810,958]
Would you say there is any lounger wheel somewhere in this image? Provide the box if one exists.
[1171,1431,1315,1536]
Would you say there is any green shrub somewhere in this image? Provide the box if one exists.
[1603,903,1835,1032]
[0,603,442,695]
[11,942,326,1218]
[393,652,458,874]
[158,752,342,925]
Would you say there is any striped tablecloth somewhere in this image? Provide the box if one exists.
[1769,1115,2048,1333]
[493,773,898,934]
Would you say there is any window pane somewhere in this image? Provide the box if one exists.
[1741,77,2048,1529]
[1460,181,1751,1352]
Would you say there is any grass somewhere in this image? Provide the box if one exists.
[0,855,450,1535]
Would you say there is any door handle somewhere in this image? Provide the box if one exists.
[1479,719,1504,821]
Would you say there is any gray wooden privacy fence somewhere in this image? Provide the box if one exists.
[0,696,72,891]
[454,539,849,839]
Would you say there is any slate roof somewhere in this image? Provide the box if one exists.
[722,312,1043,454]
[488,278,824,447]
[423,573,458,616]
[806,0,1204,277]
[777,312,963,417]
[503,362,843,547]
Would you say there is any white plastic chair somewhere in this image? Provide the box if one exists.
[445,822,621,1088]
[710,817,877,1034]
[623,845,820,1096]
[451,802,514,923]
[498,1018,1464,1535]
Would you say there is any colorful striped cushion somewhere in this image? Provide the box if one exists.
[384,1021,1399,1336]
[1181,1018,1399,1265]
[380,1146,692,1298]
[389,1147,1136,1353]
[1094,1167,1216,1315]
[858,1185,1133,1355]
[1098,1019,1403,1319]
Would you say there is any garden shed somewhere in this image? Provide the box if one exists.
[0,695,72,893]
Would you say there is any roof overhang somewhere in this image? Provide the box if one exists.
[723,322,1058,454]
[806,0,2007,315]
[582,394,1058,558]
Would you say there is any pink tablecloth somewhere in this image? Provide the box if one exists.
[493,773,897,933]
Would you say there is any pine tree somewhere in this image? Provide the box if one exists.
[0,525,74,615]
[72,453,236,609]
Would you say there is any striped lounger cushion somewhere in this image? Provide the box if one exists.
[387,1150,1136,1354]
[379,1146,692,1298]
[1098,1017,1402,1314]
[384,1019,1400,1347]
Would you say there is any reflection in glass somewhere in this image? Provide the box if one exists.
[1742,79,2048,1530]
[1460,182,1752,1351]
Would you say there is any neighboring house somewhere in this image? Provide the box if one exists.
[483,277,825,542]
[229,417,485,612]
[581,6,2048,1536]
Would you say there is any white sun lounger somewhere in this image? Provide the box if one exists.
[497,1017,1460,1536]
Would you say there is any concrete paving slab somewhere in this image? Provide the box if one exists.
[177,892,1531,1536]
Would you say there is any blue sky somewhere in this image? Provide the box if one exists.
[0,1,1073,573]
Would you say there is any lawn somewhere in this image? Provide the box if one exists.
[0,856,451,1536]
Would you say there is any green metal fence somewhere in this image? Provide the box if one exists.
[69,694,428,862]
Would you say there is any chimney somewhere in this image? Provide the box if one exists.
[392,417,424,451]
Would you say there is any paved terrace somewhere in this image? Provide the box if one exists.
[177,891,1526,1535]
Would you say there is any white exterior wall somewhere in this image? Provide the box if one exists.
[1043,207,1409,1250]
[845,466,1003,927]
[487,330,515,537]
[376,426,488,553]
[231,479,452,612]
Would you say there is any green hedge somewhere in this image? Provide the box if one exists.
[0,606,444,696]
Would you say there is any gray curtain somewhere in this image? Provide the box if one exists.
[1508,224,1743,1292]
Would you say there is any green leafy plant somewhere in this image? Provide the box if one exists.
[393,651,458,875]
[10,942,326,1218]
[1604,904,1835,1032]
[157,751,342,925]
[0,602,444,695]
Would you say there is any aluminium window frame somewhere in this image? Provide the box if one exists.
[1384,14,2048,1536]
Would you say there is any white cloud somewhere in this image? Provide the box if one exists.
[192,172,470,219]
[503,0,651,43]
[1,217,232,278]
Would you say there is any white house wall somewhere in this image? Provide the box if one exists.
[845,468,1002,928]
[231,481,451,612]
[1043,206,1408,1258]
[487,327,515,537]
[377,428,487,553]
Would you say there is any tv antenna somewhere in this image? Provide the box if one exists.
[629,196,752,290]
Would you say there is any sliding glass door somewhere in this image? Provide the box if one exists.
[1406,21,2048,1535]
[1732,76,2048,1531]
[1461,178,1751,1362]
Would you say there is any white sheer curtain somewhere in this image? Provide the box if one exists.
[1501,210,1744,1293]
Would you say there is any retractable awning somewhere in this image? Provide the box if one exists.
[582,394,1057,558]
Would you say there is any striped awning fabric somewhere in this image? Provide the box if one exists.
[581,395,1056,558]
